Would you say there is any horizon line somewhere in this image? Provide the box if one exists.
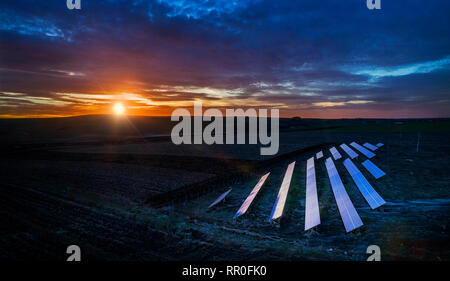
[1,113,449,120]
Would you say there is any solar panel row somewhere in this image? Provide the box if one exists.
[340,143,358,159]
[330,147,342,160]
[305,157,321,230]
[208,188,232,208]
[316,151,323,159]
[234,173,270,219]
[325,158,363,232]
[350,142,375,158]
[269,161,296,221]
[343,158,386,209]
[362,159,386,179]
[363,142,378,151]
[376,143,384,148]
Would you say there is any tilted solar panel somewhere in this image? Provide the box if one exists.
[305,157,320,230]
[330,147,342,160]
[363,142,378,151]
[234,173,270,219]
[343,158,386,209]
[208,188,232,208]
[350,142,375,158]
[325,157,363,232]
[269,161,296,221]
[340,143,358,159]
[362,159,386,179]
[316,151,323,159]
[376,143,384,148]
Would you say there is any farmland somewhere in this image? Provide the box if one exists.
[0,116,449,260]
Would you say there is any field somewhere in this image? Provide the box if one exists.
[0,116,449,260]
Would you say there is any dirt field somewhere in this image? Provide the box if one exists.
[0,117,449,260]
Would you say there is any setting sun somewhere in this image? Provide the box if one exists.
[113,103,125,115]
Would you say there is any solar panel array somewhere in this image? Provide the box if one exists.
[329,147,342,160]
[269,161,296,221]
[340,143,358,159]
[362,159,386,179]
[208,140,387,233]
[343,158,386,209]
[305,157,321,230]
[325,157,363,232]
[363,142,378,151]
[234,173,270,219]
[350,142,376,158]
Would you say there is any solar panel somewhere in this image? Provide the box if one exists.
[269,161,296,221]
[350,142,375,158]
[325,157,363,232]
[208,188,232,208]
[316,151,323,159]
[330,147,342,160]
[343,158,386,209]
[234,173,270,219]
[363,142,378,151]
[305,157,320,230]
[340,143,358,159]
[376,143,384,148]
[362,159,386,179]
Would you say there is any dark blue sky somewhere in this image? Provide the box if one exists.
[0,0,449,117]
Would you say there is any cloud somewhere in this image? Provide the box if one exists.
[0,91,72,106]
[313,100,373,108]
[157,0,259,19]
[349,56,450,78]
[0,9,70,40]
[0,0,449,117]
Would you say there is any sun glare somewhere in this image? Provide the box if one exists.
[113,102,125,115]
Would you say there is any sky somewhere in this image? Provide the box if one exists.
[0,0,449,118]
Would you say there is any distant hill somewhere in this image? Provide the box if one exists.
[0,115,174,144]
[0,114,448,145]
